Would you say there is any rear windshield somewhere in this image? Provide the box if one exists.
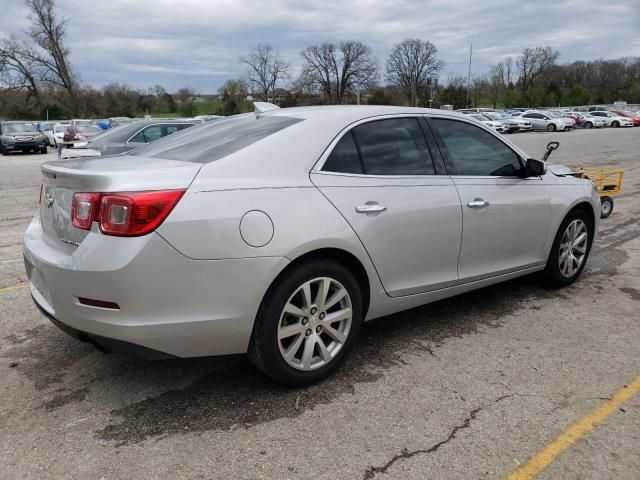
[129,114,303,163]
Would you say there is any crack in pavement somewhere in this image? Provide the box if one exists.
[361,393,551,479]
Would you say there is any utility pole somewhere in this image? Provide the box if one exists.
[465,39,473,108]
[429,77,438,109]
[356,65,361,105]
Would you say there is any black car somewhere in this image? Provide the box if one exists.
[61,120,197,158]
[0,121,48,155]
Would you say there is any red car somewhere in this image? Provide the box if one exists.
[63,125,103,143]
[610,110,640,126]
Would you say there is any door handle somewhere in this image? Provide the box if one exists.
[355,202,387,214]
[467,198,489,208]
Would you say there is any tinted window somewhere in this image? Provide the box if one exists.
[353,118,434,175]
[431,118,522,176]
[130,125,180,143]
[130,115,303,163]
[322,132,363,174]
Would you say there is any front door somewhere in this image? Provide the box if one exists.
[428,117,551,282]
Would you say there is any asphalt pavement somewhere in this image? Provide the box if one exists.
[1,127,638,479]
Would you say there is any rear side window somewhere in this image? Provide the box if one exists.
[131,125,180,143]
[129,115,303,163]
[430,118,523,176]
[322,118,435,175]
[322,132,363,174]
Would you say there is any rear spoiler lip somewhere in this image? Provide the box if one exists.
[40,157,202,192]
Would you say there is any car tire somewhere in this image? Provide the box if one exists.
[547,124,556,132]
[40,146,47,154]
[248,258,363,386]
[600,196,614,219]
[0,146,6,155]
[585,122,593,129]
[612,121,619,128]
[544,209,594,288]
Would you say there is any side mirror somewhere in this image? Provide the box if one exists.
[524,158,546,177]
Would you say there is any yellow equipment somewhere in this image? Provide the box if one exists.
[579,168,624,218]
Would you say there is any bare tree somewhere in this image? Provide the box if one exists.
[241,44,289,102]
[300,41,377,104]
[0,38,42,105]
[488,62,505,107]
[517,46,559,96]
[24,0,77,111]
[386,38,444,106]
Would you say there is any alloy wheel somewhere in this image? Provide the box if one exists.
[558,219,588,278]
[277,277,352,371]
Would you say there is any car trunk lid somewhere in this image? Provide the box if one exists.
[39,155,201,253]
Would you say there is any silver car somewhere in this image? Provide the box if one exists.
[23,105,600,385]
[520,111,569,132]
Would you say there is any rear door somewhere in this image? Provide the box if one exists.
[311,116,462,297]
[522,113,544,130]
[428,117,551,282]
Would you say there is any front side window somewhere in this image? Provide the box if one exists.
[430,118,523,177]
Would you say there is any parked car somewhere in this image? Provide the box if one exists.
[568,113,607,129]
[546,111,576,129]
[520,111,570,131]
[36,122,56,146]
[487,112,533,132]
[108,117,136,129]
[62,124,104,144]
[24,105,600,385]
[455,108,498,114]
[609,110,640,126]
[60,120,197,159]
[0,121,48,154]
[468,113,506,132]
[52,124,70,146]
[588,111,634,127]
[69,119,95,129]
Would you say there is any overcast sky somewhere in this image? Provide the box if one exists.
[1,0,639,93]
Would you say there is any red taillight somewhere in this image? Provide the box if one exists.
[71,190,185,236]
[71,192,101,230]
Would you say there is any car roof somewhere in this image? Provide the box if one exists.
[262,105,469,124]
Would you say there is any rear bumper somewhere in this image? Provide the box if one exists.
[23,214,289,358]
[32,295,175,360]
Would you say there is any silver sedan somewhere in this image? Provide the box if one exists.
[23,105,600,385]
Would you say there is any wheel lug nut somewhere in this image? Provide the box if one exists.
[305,329,312,336]
[316,326,322,333]
[319,312,325,320]
[302,318,308,325]
[310,307,317,315]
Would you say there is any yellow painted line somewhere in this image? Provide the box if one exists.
[506,375,640,480]
[0,283,28,293]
